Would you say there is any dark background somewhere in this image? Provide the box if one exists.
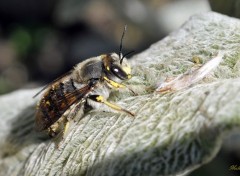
[0,0,211,94]
[0,0,239,175]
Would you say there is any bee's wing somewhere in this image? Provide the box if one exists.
[33,70,73,98]
[57,84,92,104]
[35,82,94,131]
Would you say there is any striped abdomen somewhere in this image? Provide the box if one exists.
[35,79,90,131]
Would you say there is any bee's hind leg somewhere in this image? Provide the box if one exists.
[59,101,86,141]
[47,127,58,138]
[62,120,70,138]
[66,100,86,122]
[46,117,67,148]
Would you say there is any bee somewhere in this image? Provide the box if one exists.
[34,26,135,137]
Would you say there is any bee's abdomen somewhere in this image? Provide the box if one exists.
[35,80,80,131]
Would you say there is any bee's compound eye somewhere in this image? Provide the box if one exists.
[113,68,119,73]
[111,65,120,74]
[110,65,128,80]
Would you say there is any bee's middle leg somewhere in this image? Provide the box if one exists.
[88,95,134,116]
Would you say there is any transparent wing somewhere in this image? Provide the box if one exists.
[33,70,72,98]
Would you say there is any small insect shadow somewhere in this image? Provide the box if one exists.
[1,105,50,158]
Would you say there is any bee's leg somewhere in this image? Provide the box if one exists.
[62,120,70,139]
[103,76,136,95]
[47,119,65,138]
[88,95,135,116]
[58,101,85,140]
[65,100,86,122]
[103,76,125,88]
[47,127,58,138]
[54,117,69,147]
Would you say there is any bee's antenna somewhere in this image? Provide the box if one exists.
[119,25,127,62]
[120,50,135,64]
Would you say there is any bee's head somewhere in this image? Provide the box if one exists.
[102,25,133,81]
[102,53,132,81]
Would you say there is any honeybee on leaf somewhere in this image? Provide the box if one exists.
[34,25,135,138]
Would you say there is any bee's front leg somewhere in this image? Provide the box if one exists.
[103,76,136,95]
[88,95,135,116]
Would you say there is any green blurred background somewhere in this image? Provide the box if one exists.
[0,0,239,175]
